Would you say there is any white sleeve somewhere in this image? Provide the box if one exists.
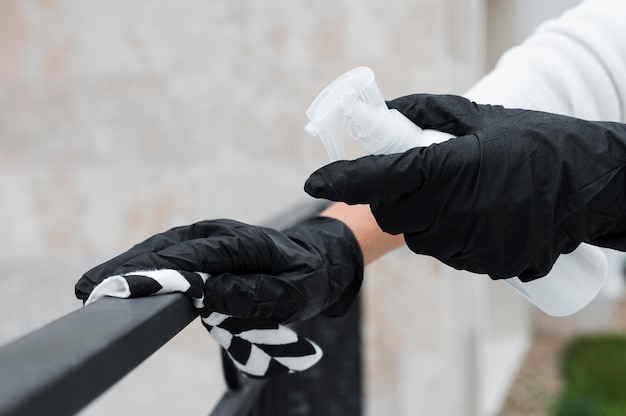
[465,0,626,122]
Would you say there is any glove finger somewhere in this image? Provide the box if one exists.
[110,222,301,280]
[387,94,482,136]
[305,148,430,204]
[156,228,286,275]
[202,271,318,323]
[305,134,479,205]
[75,219,255,301]
[76,235,181,300]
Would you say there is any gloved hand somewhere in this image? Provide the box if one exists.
[305,94,626,281]
[75,216,363,324]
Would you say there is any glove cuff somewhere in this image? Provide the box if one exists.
[286,216,365,319]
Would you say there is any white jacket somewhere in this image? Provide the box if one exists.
[467,0,626,122]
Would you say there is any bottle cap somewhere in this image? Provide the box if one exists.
[305,67,386,161]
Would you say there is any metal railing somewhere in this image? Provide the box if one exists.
[0,199,362,416]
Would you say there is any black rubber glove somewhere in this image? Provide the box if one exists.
[305,94,626,281]
[75,216,363,323]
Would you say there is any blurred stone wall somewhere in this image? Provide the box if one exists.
[0,0,487,415]
[0,0,483,263]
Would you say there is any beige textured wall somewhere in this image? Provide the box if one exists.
[0,0,484,261]
[0,0,487,414]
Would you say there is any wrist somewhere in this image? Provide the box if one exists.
[319,202,405,265]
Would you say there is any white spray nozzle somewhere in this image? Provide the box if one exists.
[305,67,386,161]
[305,67,452,161]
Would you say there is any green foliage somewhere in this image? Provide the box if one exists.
[554,334,626,416]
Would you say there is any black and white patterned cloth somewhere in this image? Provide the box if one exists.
[85,269,322,379]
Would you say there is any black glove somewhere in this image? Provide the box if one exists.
[75,216,363,323]
[305,94,626,281]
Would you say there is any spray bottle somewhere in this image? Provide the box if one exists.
[305,66,608,317]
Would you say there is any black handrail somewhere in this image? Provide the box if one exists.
[0,199,339,416]
[0,294,196,416]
